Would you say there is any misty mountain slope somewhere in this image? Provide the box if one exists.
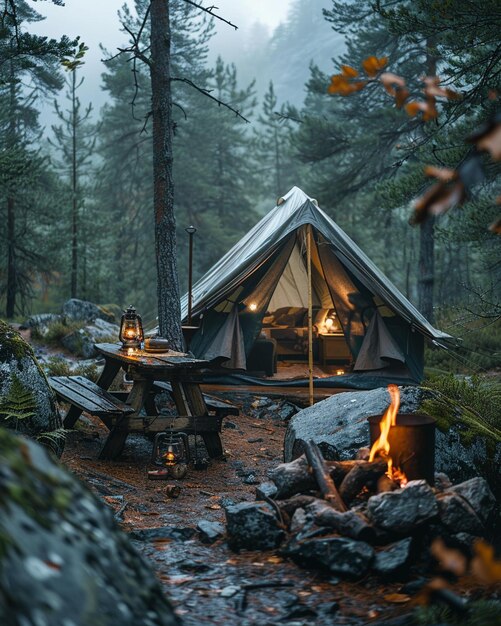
[234,0,346,107]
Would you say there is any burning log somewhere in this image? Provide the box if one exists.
[304,439,347,512]
[377,474,399,493]
[338,459,387,505]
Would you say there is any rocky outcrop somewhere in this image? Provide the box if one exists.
[284,385,501,499]
[0,428,180,626]
[62,298,117,324]
[61,318,120,358]
[0,321,63,456]
[284,386,424,462]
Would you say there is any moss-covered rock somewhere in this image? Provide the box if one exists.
[0,320,63,456]
[0,428,180,626]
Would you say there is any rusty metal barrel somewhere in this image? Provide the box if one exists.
[367,413,436,485]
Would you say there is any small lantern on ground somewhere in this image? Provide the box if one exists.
[151,431,189,479]
[119,305,144,350]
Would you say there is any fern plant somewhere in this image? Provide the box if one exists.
[0,375,37,427]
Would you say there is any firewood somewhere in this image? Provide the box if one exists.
[377,474,399,493]
[277,495,318,517]
[304,440,347,512]
[338,459,387,504]
[306,499,376,543]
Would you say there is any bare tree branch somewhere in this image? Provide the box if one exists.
[182,0,238,30]
[171,76,250,122]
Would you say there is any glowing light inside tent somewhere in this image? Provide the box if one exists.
[249,303,257,312]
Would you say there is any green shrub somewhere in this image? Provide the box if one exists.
[425,314,501,374]
[414,600,501,625]
[32,320,85,346]
[42,357,101,383]
[422,373,501,444]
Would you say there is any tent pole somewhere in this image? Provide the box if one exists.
[307,226,314,406]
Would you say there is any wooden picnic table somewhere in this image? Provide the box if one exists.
[53,342,230,460]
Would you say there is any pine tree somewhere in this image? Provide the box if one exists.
[0,0,74,317]
[49,43,98,300]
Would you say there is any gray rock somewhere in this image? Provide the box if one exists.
[255,481,278,500]
[367,480,438,533]
[434,472,453,490]
[244,473,258,485]
[225,501,285,551]
[197,520,225,544]
[61,319,119,358]
[284,534,374,578]
[437,493,484,536]
[284,386,423,462]
[373,537,413,577]
[0,321,63,456]
[0,429,179,626]
[129,527,195,542]
[62,298,116,323]
[20,313,62,333]
[277,402,298,421]
[446,477,496,524]
[290,508,309,533]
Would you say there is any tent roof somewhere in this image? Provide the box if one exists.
[181,186,453,344]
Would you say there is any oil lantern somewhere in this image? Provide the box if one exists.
[151,431,189,479]
[119,305,144,350]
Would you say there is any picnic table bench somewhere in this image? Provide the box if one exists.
[49,343,239,461]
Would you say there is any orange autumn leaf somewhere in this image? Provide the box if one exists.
[489,217,501,234]
[362,55,388,77]
[328,74,366,96]
[471,539,501,583]
[383,593,411,604]
[380,72,409,108]
[410,179,466,224]
[380,72,406,92]
[424,166,457,182]
[477,123,501,160]
[430,538,467,577]
[405,99,437,121]
[341,64,359,78]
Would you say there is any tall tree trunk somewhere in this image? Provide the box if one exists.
[418,216,435,322]
[150,0,183,350]
[71,70,78,298]
[417,39,437,323]
[6,196,16,318]
[274,126,281,196]
[6,58,17,318]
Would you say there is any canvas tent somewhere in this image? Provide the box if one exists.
[181,187,453,389]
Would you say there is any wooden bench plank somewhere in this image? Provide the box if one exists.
[49,376,135,418]
[152,381,239,416]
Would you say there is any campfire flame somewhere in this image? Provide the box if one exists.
[369,384,408,486]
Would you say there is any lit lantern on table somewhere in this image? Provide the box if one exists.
[119,305,144,350]
[151,431,189,479]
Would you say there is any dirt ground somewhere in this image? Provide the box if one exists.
[60,391,442,626]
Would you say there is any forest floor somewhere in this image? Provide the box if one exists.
[60,393,477,626]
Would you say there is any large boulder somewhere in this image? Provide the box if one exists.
[0,428,180,626]
[61,318,120,358]
[0,321,63,456]
[62,299,117,324]
[284,386,423,462]
[284,385,501,500]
